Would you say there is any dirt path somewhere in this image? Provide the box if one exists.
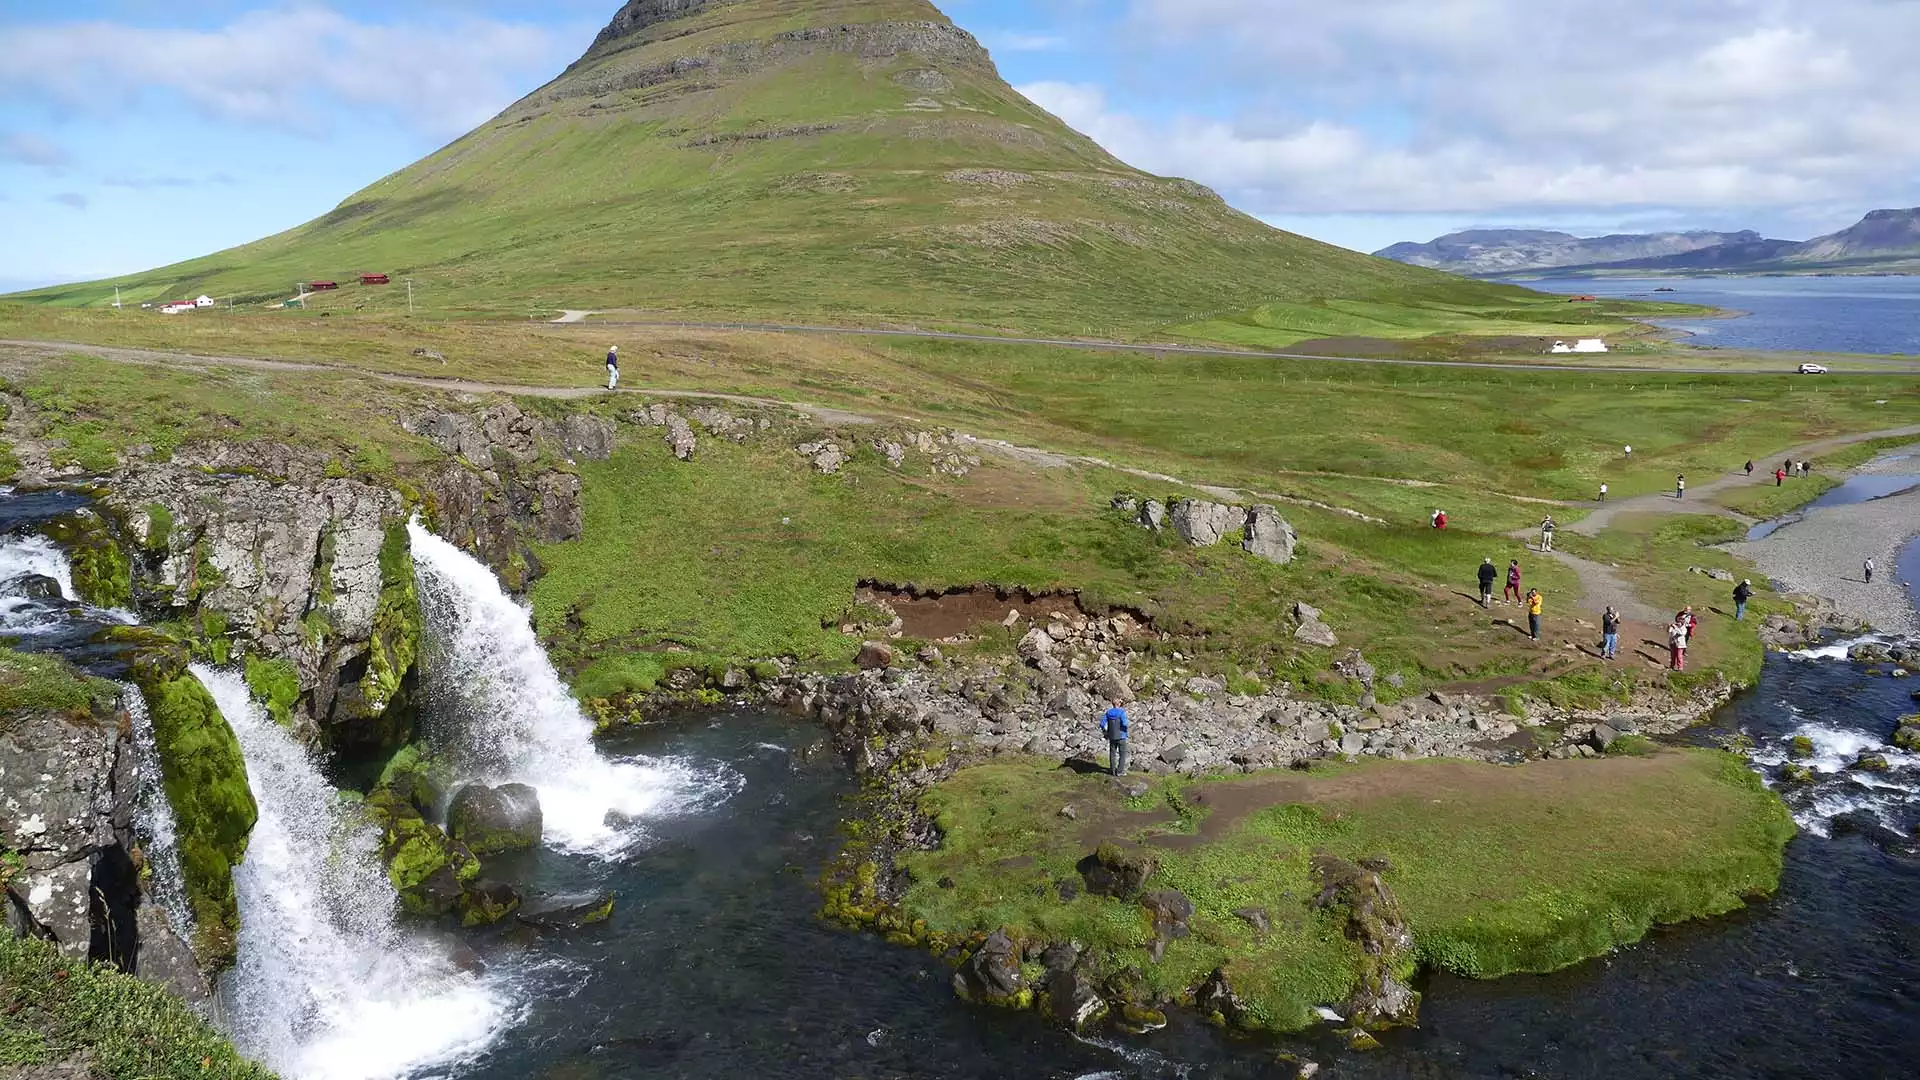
[1570,424,1920,536]
[551,310,597,324]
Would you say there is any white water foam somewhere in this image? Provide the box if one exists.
[407,522,739,856]
[1788,633,1895,662]
[195,664,513,1080]
[121,682,194,940]
[0,532,77,599]
[1750,717,1920,836]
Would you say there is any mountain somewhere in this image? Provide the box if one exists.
[1379,208,1920,277]
[8,0,1489,334]
[1374,229,1760,275]
[1786,207,1920,264]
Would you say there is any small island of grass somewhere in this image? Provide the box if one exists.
[865,748,1794,1033]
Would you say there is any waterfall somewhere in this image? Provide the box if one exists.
[0,532,77,597]
[408,522,727,856]
[195,665,511,1080]
[122,682,194,940]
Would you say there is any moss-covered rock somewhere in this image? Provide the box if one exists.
[131,667,257,972]
[1893,716,1920,753]
[41,508,132,609]
[243,655,301,729]
[447,782,544,855]
[1789,735,1816,759]
[456,879,522,928]
[364,786,480,916]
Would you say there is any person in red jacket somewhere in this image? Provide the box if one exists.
[1504,560,1523,605]
[1431,509,1448,530]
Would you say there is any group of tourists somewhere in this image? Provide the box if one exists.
[1476,557,1543,639]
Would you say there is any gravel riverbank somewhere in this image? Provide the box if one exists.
[1725,446,1920,634]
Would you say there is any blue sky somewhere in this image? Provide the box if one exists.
[4,0,1917,292]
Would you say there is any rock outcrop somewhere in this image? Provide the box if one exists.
[0,656,209,1003]
[446,783,544,855]
[1127,495,1296,565]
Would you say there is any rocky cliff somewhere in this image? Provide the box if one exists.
[0,652,208,1004]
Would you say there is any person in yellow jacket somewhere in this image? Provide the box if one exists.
[1526,588,1543,641]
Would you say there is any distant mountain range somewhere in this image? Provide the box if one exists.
[1376,208,1920,277]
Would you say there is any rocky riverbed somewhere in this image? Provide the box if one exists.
[1726,445,1920,635]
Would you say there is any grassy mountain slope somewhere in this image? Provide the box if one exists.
[10,0,1522,335]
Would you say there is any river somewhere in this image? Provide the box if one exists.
[4,492,1919,1079]
[1510,275,1920,356]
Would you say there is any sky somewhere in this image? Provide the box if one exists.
[3,0,1919,292]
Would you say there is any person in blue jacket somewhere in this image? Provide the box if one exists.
[605,345,619,390]
[1101,706,1130,777]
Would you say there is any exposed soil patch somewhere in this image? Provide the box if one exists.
[856,581,1153,641]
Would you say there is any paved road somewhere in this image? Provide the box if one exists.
[555,317,1910,375]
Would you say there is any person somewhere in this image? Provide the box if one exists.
[1478,557,1497,609]
[1745,460,1754,476]
[1602,606,1620,660]
[1675,474,1686,499]
[605,345,619,390]
[1431,509,1448,530]
[1100,706,1130,777]
[1733,578,1754,621]
[1865,557,1875,584]
[1540,515,1556,551]
[1775,467,1785,487]
[1505,560,1523,605]
[1624,445,1633,459]
[1668,618,1688,670]
[1679,605,1699,644]
[1782,459,1791,478]
[1598,482,1608,503]
[1526,588,1543,641]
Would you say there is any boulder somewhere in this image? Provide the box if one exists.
[664,414,698,460]
[368,788,482,917]
[518,891,616,931]
[1141,888,1194,942]
[1587,723,1622,752]
[1851,752,1891,772]
[447,783,544,855]
[1093,669,1134,704]
[0,573,63,600]
[1242,505,1297,564]
[1893,716,1920,752]
[1169,499,1240,546]
[1077,843,1157,899]
[1232,907,1272,934]
[457,879,522,927]
[1158,743,1189,766]
[856,641,896,670]
[1017,627,1055,664]
[1194,967,1248,1026]
[1788,735,1816,759]
[1295,620,1339,648]
[1311,854,1419,1028]
[797,440,847,474]
[1138,500,1167,532]
[952,928,1026,1005]
[1293,601,1323,624]
[1043,952,1108,1029]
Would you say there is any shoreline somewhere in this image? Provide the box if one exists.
[1723,446,1920,635]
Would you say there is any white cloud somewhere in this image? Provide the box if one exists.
[0,131,70,168]
[994,32,1070,52]
[1050,0,1920,224]
[0,7,566,138]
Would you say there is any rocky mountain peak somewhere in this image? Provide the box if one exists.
[590,0,715,52]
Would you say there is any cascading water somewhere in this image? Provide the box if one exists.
[195,665,512,1080]
[121,681,194,939]
[407,522,734,855]
[0,532,79,635]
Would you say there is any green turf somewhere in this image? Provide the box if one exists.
[900,751,1793,1030]
[0,933,272,1079]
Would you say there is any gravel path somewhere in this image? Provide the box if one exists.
[1724,450,1920,634]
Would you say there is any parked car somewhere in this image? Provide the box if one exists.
[1797,363,1829,374]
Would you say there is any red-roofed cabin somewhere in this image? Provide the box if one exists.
[360,273,390,285]
[309,280,339,290]
[1568,294,1597,302]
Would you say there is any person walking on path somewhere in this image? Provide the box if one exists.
[1505,560,1523,605]
[1602,606,1620,660]
[1668,617,1688,670]
[1478,557,1497,609]
[1526,589,1544,641]
[605,345,619,390]
[1865,557,1876,584]
[1598,482,1608,503]
[1624,445,1633,459]
[1733,579,1754,621]
[1745,460,1754,477]
[1675,474,1686,499]
[1101,706,1130,777]
[1775,467,1785,487]
[1540,515,1557,551]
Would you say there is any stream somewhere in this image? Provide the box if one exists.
[3,489,1918,1078]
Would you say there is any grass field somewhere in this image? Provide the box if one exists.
[900,751,1792,1030]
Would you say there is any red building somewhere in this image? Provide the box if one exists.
[360,273,390,285]
[308,280,339,290]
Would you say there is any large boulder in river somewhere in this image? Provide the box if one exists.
[365,786,481,916]
[447,783,544,855]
